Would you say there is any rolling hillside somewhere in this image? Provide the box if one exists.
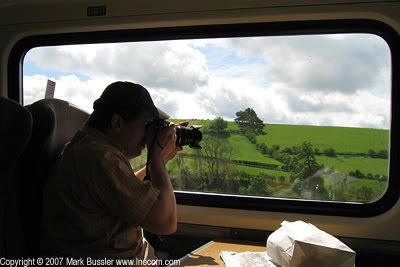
[175,120,389,176]
[164,119,390,201]
[257,124,388,154]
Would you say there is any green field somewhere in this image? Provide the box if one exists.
[177,120,389,176]
[182,134,282,165]
[166,119,389,201]
[257,124,388,154]
[227,135,283,164]
[177,120,389,153]
[235,164,289,178]
[316,155,388,175]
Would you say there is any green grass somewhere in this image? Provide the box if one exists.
[235,164,289,178]
[141,119,392,202]
[180,128,282,165]
[177,119,388,154]
[351,178,387,188]
[170,119,389,179]
[316,155,388,175]
[257,124,388,154]
[227,135,282,164]
[353,179,387,201]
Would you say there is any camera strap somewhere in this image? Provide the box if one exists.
[144,128,162,181]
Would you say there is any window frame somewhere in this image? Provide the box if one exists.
[9,19,400,217]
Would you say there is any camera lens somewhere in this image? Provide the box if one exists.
[175,125,202,148]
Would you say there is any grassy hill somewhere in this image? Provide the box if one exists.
[257,124,388,154]
[178,120,389,153]
[316,155,388,175]
[175,119,389,176]
[166,119,389,201]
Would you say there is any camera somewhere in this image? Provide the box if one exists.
[151,119,202,148]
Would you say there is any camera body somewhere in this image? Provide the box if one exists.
[151,119,202,148]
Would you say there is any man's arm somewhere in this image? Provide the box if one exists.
[140,125,177,235]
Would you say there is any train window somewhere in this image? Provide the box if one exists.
[19,22,398,216]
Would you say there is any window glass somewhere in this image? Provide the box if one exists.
[23,33,391,203]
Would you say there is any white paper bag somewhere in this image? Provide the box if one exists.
[266,220,356,267]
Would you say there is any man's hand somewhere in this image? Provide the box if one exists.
[163,121,188,163]
[147,121,188,164]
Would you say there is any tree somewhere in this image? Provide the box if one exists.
[269,145,280,157]
[234,108,265,140]
[257,143,268,154]
[288,141,321,182]
[201,135,234,189]
[356,186,374,202]
[329,176,348,201]
[208,116,228,136]
[198,116,235,190]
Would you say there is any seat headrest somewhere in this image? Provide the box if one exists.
[0,97,32,169]
[16,99,88,257]
[26,98,89,165]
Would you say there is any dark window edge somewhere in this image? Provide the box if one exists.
[7,18,400,217]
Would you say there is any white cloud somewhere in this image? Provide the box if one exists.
[23,74,48,105]
[23,34,391,129]
[26,41,209,93]
[23,75,113,112]
[226,34,390,95]
[275,88,389,128]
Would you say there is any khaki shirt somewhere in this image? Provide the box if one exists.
[41,127,160,261]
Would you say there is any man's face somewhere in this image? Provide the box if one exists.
[113,113,155,159]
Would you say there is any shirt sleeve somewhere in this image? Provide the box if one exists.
[92,150,160,226]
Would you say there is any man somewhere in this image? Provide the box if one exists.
[41,81,183,263]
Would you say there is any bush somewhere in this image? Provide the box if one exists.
[349,169,364,178]
[324,148,336,157]
[257,143,268,154]
[367,149,388,159]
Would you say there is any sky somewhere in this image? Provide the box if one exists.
[23,33,391,129]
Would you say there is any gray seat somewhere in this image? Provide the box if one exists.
[17,98,89,256]
[0,96,32,257]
